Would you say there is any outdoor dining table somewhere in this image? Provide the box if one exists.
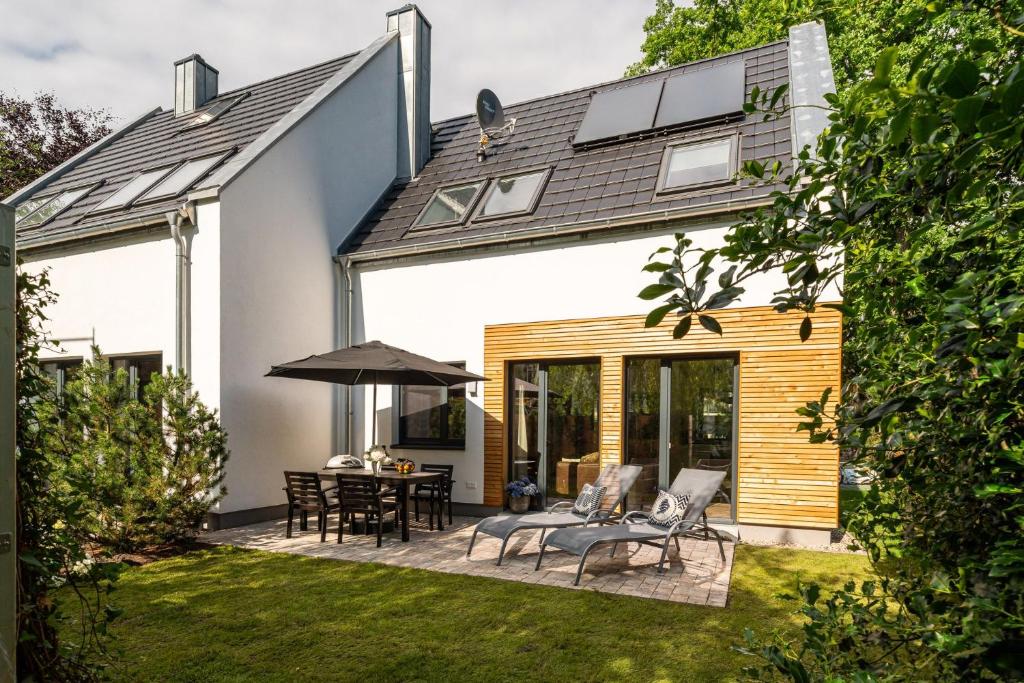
[318,468,446,542]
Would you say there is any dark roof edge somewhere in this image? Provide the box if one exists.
[3,107,162,206]
[191,31,399,199]
[341,195,774,264]
[429,39,789,129]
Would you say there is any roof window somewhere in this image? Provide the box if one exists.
[17,185,97,227]
[656,136,737,193]
[180,93,248,131]
[138,152,230,202]
[475,169,550,220]
[91,167,175,213]
[412,181,486,229]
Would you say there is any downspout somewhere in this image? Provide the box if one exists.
[167,204,194,374]
[334,254,354,455]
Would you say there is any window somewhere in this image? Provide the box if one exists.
[91,167,174,213]
[181,93,248,130]
[17,185,97,227]
[108,353,163,400]
[476,169,550,220]
[412,181,486,229]
[41,357,83,394]
[15,196,50,223]
[656,136,737,193]
[138,152,230,201]
[395,363,467,448]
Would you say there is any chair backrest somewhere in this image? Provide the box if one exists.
[284,471,326,506]
[419,463,454,477]
[336,474,382,511]
[593,463,643,511]
[667,468,727,523]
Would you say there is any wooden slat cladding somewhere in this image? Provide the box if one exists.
[483,306,841,530]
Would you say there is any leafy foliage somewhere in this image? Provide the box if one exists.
[0,92,110,197]
[640,0,1023,679]
[47,353,229,553]
[15,267,121,681]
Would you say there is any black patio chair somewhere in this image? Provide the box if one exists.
[283,471,339,543]
[335,473,400,547]
[412,463,455,529]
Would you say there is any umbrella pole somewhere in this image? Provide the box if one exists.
[372,380,377,447]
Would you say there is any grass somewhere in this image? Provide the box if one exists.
[87,544,871,682]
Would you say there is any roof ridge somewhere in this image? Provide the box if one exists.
[430,39,788,128]
[215,48,364,100]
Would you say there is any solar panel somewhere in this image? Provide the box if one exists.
[654,60,746,130]
[573,79,664,146]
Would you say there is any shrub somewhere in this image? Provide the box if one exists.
[48,352,228,552]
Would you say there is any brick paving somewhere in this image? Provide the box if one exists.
[203,514,734,607]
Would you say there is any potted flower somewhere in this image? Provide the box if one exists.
[505,476,538,513]
[364,445,392,475]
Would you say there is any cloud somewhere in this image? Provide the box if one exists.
[0,0,653,123]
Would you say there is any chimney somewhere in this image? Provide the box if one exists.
[174,54,219,117]
[387,5,431,178]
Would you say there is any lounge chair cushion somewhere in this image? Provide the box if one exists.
[572,483,607,515]
[648,490,690,528]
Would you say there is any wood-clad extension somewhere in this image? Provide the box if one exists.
[482,306,842,530]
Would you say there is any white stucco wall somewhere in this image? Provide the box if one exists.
[352,221,843,506]
[215,39,400,514]
[22,233,177,365]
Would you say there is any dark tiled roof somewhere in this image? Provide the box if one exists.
[345,41,791,257]
[16,52,359,245]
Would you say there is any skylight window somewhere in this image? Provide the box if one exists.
[91,167,174,213]
[413,181,486,229]
[15,196,50,222]
[17,185,97,228]
[138,152,229,201]
[476,169,550,219]
[181,93,248,131]
[657,136,737,193]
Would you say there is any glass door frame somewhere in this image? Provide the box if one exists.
[623,352,739,523]
[506,357,601,509]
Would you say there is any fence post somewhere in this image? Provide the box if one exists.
[0,201,16,678]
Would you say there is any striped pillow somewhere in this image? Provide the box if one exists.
[572,483,608,515]
[648,490,690,528]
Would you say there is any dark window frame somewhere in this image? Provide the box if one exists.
[409,180,488,232]
[392,361,467,450]
[106,352,163,400]
[654,133,740,196]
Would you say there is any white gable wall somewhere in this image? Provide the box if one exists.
[21,233,177,368]
[214,39,400,515]
[352,221,842,506]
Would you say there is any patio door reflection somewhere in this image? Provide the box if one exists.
[507,360,600,508]
[625,356,737,522]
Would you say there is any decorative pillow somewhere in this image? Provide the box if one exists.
[648,490,691,528]
[572,483,608,515]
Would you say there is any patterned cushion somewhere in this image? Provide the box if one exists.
[648,490,691,528]
[572,483,608,515]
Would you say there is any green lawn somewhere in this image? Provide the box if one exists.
[89,544,871,682]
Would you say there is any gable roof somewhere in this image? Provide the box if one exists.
[343,40,792,259]
[12,49,368,247]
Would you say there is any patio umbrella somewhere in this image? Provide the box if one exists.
[266,340,488,448]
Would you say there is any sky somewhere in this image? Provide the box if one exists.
[1,0,655,125]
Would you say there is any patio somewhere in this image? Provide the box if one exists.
[203,514,734,606]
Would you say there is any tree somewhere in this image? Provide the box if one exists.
[15,268,121,681]
[47,354,229,553]
[0,92,110,198]
[639,0,1023,679]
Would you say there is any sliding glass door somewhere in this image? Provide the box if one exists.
[625,356,737,522]
[507,360,600,508]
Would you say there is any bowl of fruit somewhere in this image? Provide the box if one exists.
[394,458,415,474]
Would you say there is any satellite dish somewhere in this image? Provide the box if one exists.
[476,89,506,132]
